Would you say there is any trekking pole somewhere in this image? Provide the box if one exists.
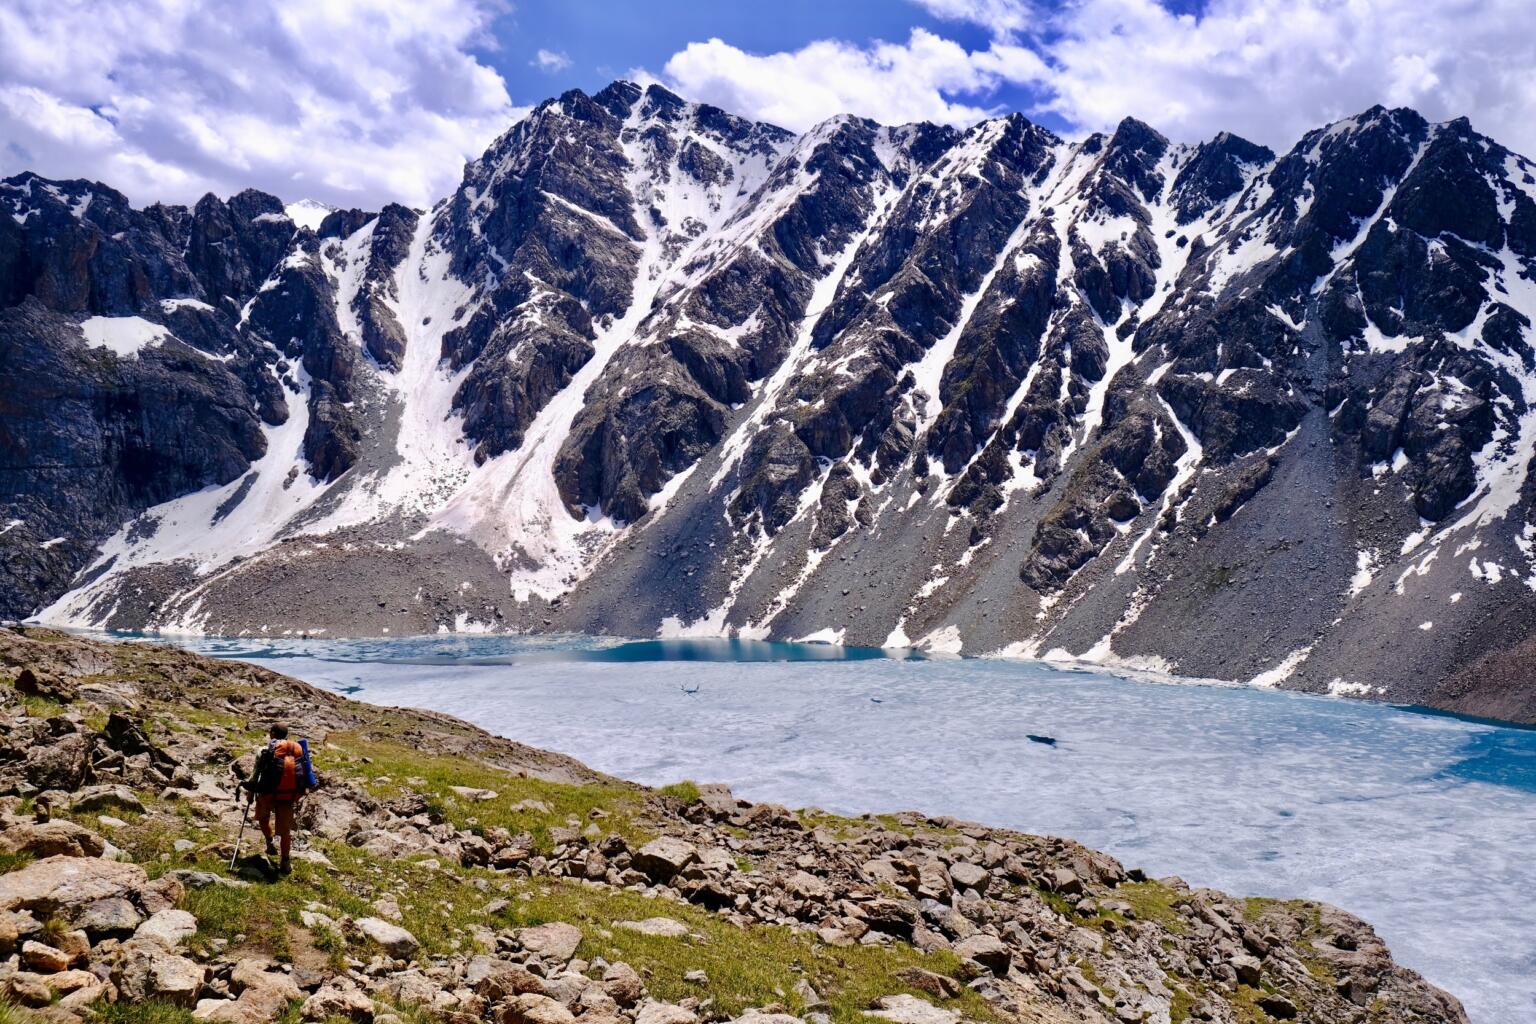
[229,791,251,870]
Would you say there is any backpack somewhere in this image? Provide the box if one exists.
[259,738,315,798]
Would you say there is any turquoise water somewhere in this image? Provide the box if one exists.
[153,633,1534,1022]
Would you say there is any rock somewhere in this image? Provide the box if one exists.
[695,783,737,818]
[137,875,185,915]
[0,855,148,916]
[683,971,708,985]
[868,994,959,1024]
[0,908,18,955]
[1231,953,1263,987]
[633,1001,699,1024]
[302,979,376,1022]
[24,733,91,791]
[1046,868,1083,895]
[467,956,547,1000]
[195,965,304,1024]
[135,907,199,947]
[1256,993,1298,1019]
[947,862,989,893]
[70,785,146,815]
[165,869,251,891]
[953,933,1010,974]
[601,962,646,1006]
[632,837,698,881]
[615,917,691,938]
[7,971,52,1007]
[0,820,107,858]
[517,921,582,961]
[499,993,577,1024]
[894,968,961,999]
[21,939,72,972]
[352,917,419,958]
[449,786,499,801]
[785,870,830,901]
[115,942,206,1006]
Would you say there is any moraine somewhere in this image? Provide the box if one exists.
[145,632,1536,1024]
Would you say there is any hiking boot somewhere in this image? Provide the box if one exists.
[278,857,291,875]
[264,839,277,857]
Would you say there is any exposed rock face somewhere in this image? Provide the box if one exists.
[4,89,1536,721]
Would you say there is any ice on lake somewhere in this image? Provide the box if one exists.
[170,634,1536,1023]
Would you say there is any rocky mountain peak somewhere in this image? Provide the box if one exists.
[4,95,1535,723]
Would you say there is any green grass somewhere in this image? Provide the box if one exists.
[658,780,701,804]
[326,733,649,854]
[0,852,35,875]
[490,878,995,1023]
[0,998,39,1024]
[1115,880,1190,934]
[92,1001,198,1024]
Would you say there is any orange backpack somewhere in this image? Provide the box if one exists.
[270,739,306,799]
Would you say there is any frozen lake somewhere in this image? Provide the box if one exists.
[167,634,1535,1023]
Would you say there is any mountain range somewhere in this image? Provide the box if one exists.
[2,81,1534,722]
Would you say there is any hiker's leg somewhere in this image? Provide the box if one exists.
[276,799,295,871]
[255,795,277,855]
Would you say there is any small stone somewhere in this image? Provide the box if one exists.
[302,980,375,1022]
[1256,994,1298,1019]
[684,971,709,985]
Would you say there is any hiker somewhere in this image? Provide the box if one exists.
[239,723,316,874]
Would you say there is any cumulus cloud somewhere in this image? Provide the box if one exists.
[661,30,1048,131]
[532,48,572,73]
[663,0,1536,157]
[0,0,524,209]
[1029,0,1536,157]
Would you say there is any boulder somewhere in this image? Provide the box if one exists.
[21,939,72,972]
[894,968,961,999]
[615,917,691,938]
[1046,868,1083,895]
[135,907,199,947]
[867,995,959,1024]
[953,933,1010,974]
[695,783,737,818]
[0,855,148,916]
[632,837,698,881]
[499,993,577,1024]
[786,870,831,901]
[6,971,52,1007]
[0,908,18,955]
[70,785,146,815]
[601,962,646,1006]
[517,921,582,961]
[352,917,419,958]
[1231,953,1263,987]
[114,940,207,1006]
[23,733,92,791]
[634,1001,699,1024]
[0,820,107,858]
[467,955,547,1000]
[302,979,376,1022]
[73,896,144,937]
[947,862,989,893]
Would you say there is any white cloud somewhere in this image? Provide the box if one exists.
[661,29,1047,131]
[1028,0,1536,158]
[0,0,523,209]
[663,0,1536,158]
[532,48,572,73]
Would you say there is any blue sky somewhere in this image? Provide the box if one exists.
[0,0,1531,208]
[487,0,1043,126]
